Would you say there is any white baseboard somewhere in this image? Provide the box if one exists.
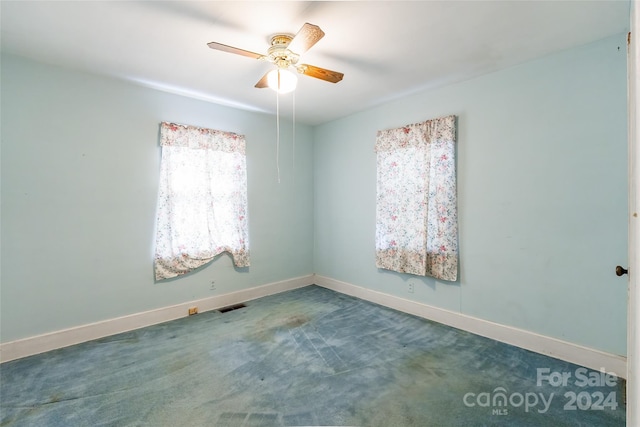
[0,275,314,363]
[2,273,628,379]
[314,275,628,379]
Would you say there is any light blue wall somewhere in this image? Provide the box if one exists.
[313,34,629,356]
[1,54,314,343]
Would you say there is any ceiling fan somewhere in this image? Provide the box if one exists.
[207,23,344,93]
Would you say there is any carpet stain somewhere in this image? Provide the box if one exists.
[251,312,311,342]
[403,351,448,378]
[349,349,480,426]
[167,358,191,374]
[47,393,63,404]
[282,314,310,328]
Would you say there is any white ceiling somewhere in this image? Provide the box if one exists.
[1,1,630,125]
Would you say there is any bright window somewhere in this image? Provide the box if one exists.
[154,122,249,280]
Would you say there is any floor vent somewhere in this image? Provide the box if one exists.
[218,303,247,313]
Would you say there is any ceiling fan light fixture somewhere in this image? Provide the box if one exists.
[267,68,297,94]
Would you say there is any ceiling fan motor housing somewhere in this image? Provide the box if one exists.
[267,34,299,68]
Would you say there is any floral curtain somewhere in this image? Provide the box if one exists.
[375,115,458,281]
[154,122,250,280]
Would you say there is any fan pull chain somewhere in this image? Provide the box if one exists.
[292,90,296,171]
[276,88,281,184]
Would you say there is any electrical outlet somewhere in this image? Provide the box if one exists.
[188,307,198,316]
[408,282,415,293]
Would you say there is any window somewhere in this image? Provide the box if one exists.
[154,122,249,280]
[375,115,458,281]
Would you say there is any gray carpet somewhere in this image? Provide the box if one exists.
[0,285,626,426]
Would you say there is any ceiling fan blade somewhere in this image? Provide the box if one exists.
[287,23,325,54]
[299,64,344,83]
[207,41,262,59]
[254,72,270,88]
